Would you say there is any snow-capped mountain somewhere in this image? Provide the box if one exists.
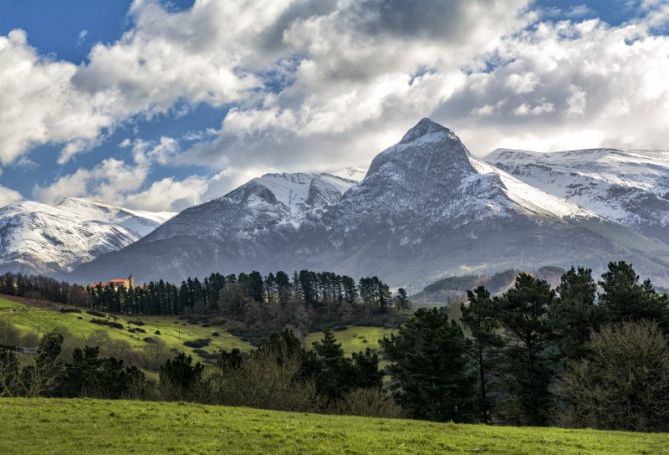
[0,198,174,274]
[72,119,669,290]
[486,148,669,242]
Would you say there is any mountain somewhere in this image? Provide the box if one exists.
[486,148,669,242]
[72,119,669,290]
[411,266,566,307]
[0,198,174,274]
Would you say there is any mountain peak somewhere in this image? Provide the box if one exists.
[400,118,450,144]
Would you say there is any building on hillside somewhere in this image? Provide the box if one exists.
[89,275,134,291]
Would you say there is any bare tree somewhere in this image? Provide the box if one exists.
[557,320,669,431]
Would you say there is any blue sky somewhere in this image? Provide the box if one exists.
[0,0,667,211]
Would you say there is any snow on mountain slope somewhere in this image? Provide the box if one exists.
[72,119,669,290]
[140,172,355,242]
[0,199,174,274]
[486,148,669,240]
[57,197,175,237]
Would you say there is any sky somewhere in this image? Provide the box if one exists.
[0,0,668,212]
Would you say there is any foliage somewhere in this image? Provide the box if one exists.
[558,321,669,431]
[381,308,476,422]
[460,286,503,423]
[493,273,558,425]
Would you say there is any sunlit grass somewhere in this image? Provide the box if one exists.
[0,398,667,455]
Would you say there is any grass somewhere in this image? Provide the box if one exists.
[0,398,667,454]
[0,296,252,358]
[306,326,396,355]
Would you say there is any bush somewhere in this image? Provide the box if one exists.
[90,319,123,330]
[213,347,321,413]
[211,332,220,337]
[557,321,669,431]
[128,327,146,334]
[86,310,107,318]
[0,320,21,348]
[59,308,80,314]
[154,330,161,335]
[328,388,402,418]
[183,338,211,349]
[128,320,145,326]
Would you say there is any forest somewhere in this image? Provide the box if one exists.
[1,261,669,432]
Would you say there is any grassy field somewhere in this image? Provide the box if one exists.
[0,398,667,454]
[306,326,396,355]
[0,296,252,358]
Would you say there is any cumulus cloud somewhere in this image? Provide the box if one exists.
[0,185,22,208]
[5,0,669,208]
[0,30,113,165]
[123,175,209,212]
[432,15,669,153]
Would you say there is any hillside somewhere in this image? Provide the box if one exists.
[0,296,252,359]
[0,398,667,454]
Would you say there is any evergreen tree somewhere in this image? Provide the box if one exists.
[599,261,669,332]
[551,267,602,360]
[395,288,410,310]
[461,286,503,423]
[160,353,204,397]
[381,308,476,422]
[495,273,557,425]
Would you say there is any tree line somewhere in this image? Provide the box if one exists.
[85,271,409,337]
[0,273,89,307]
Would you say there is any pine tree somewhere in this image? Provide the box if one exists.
[381,308,476,422]
[461,286,503,423]
[551,267,602,360]
[495,273,557,425]
[599,261,669,332]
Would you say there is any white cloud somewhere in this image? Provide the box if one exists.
[0,185,22,208]
[33,158,147,206]
[5,0,669,208]
[124,175,209,212]
[0,30,113,165]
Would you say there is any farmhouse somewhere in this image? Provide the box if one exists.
[89,275,134,291]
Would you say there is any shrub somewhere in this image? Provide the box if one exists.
[128,320,145,326]
[86,310,107,318]
[183,338,211,349]
[214,347,321,413]
[154,330,161,335]
[557,321,669,432]
[211,332,220,337]
[90,319,123,330]
[128,327,146,334]
[59,308,80,314]
[329,388,402,418]
[0,320,21,348]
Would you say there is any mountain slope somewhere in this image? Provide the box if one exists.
[486,148,669,242]
[0,198,174,274]
[72,120,669,290]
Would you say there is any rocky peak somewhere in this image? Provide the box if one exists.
[399,118,451,144]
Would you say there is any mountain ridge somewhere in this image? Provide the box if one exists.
[71,119,669,291]
[0,198,174,275]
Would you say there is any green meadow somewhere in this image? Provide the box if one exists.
[0,296,252,357]
[0,398,667,455]
[306,326,395,354]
